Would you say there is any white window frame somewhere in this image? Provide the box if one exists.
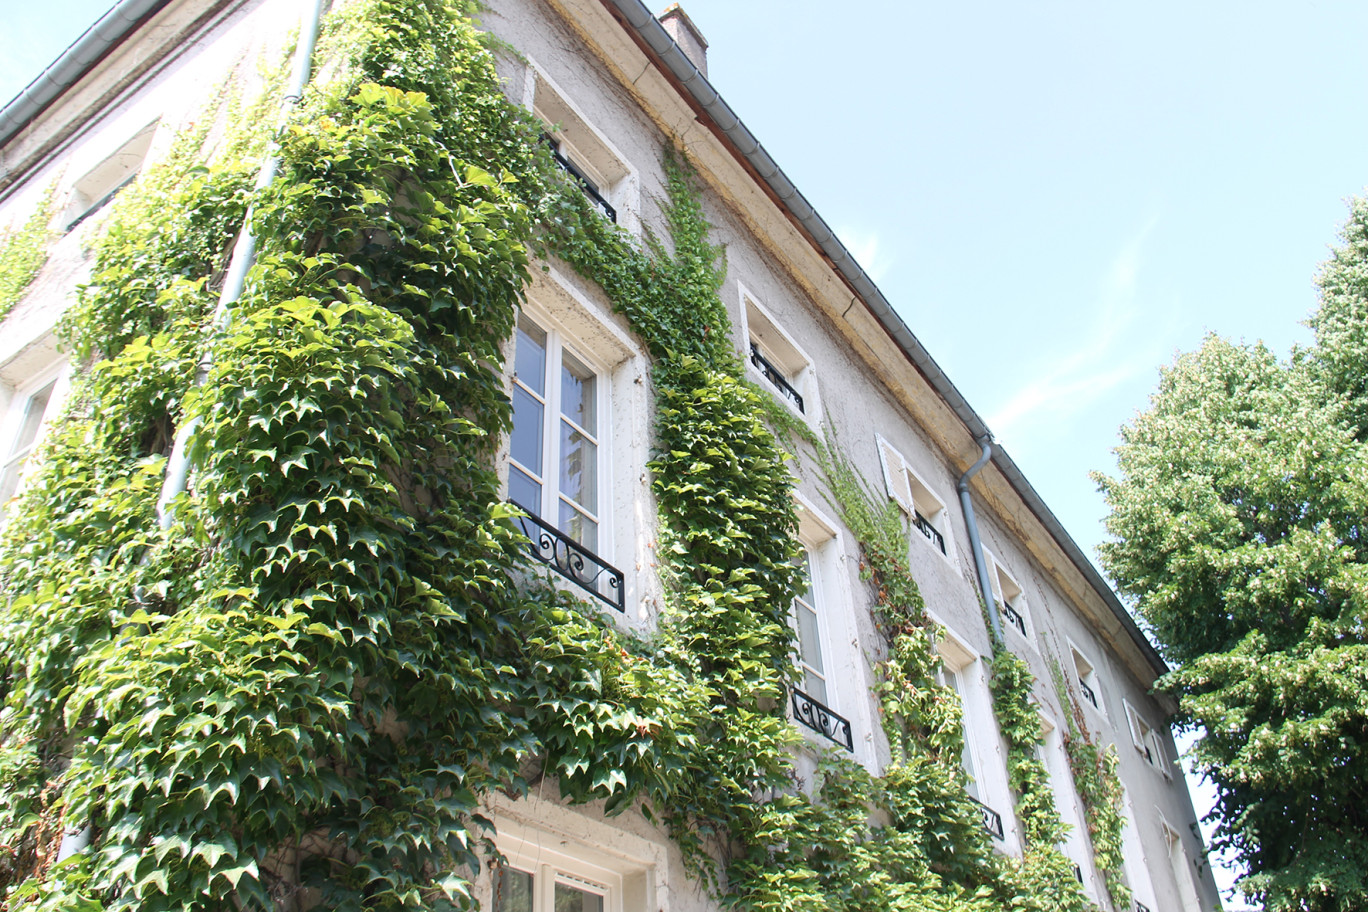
[738,285,820,423]
[1038,711,1098,899]
[981,546,1031,641]
[788,492,872,762]
[932,620,1017,852]
[1159,815,1203,911]
[522,60,640,233]
[504,270,649,621]
[1068,638,1106,720]
[0,354,69,517]
[62,121,157,232]
[1124,700,1173,780]
[875,433,954,563]
[1121,790,1161,912]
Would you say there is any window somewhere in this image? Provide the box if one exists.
[1069,641,1105,717]
[526,63,637,229]
[492,836,628,912]
[63,121,157,232]
[1124,701,1172,779]
[935,627,1010,844]
[876,434,951,559]
[0,360,67,515]
[982,547,1030,640]
[740,287,818,418]
[1161,818,1203,910]
[788,496,856,753]
[509,311,623,608]
[1039,711,1096,897]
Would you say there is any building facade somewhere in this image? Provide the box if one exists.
[0,0,1222,909]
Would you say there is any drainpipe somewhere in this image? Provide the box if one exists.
[55,0,328,866]
[958,435,1003,645]
[155,0,326,527]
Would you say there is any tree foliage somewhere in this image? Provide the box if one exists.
[1098,197,1368,912]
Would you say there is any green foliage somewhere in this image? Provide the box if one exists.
[1099,247,1368,909]
[0,0,1134,908]
[0,184,55,323]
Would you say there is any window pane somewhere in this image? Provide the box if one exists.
[509,466,542,516]
[554,882,604,912]
[494,867,533,912]
[560,349,596,434]
[559,421,597,514]
[793,553,826,702]
[10,381,54,459]
[559,499,598,552]
[511,386,544,479]
[516,318,547,397]
[796,604,825,675]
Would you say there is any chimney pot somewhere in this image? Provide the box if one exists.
[658,4,709,77]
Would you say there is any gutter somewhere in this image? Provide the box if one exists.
[0,0,173,150]
[603,0,1167,679]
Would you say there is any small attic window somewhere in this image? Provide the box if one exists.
[529,65,635,226]
[742,289,816,418]
[64,121,157,232]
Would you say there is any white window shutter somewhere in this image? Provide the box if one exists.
[1124,702,1147,751]
[876,435,913,514]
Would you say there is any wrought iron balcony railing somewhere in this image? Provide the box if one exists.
[548,145,617,223]
[749,344,805,413]
[971,796,1005,840]
[999,600,1026,636]
[790,687,853,752]
[1136,904,1152,912]
[913,510,946,554]
[510,501,624,611]
[1080,678,1098,709]
[1072,862,1083,883]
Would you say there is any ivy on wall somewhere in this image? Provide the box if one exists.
[0,0,1134,910]
[0,184,56,324]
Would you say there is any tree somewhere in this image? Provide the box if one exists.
[1097,198,1368,912]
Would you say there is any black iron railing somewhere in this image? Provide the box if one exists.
[971,796,1005,840]
[1072,862,1083,883]
[749,344,805,413]
[791,687,853,752]
[1080,678,1098,709]
[913,510,946,554]
[510,501,624,611]
[1000,600,1026,636]
[548,145,617,223]
[1136,904,1152,912]
[65,172,139,233]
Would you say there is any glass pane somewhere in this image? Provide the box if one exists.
[494,867,533,912]
[515,318,547,397]
[11,382,54,458]
[509,466,542,516]
[560,349,596,434]
[796,604,825,677]
[559,499,598,552]
[511,386,544,479]
[560,421,597,513]
[554,882,604,912]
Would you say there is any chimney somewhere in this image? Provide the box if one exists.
[658,5,709,77]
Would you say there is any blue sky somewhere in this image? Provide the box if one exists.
[6,1,1368,907]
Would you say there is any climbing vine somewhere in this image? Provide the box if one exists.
[0,184,55,324]
[0,0,1135,909]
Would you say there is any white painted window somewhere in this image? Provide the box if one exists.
[739,286,819,420]
[1120,791,1160,912]
[1039,711,1097,899]
[1124,701,1173,779]
[1161,817,1203,911]
[493,835,630,912]
[934,626,1013,847]
[792,547,829,705]
[63,121,157,232]
[875,434,952,560]
[525,62,638,229]
[982,547,1030,640]
[0,359,68,515]
[509,312,605,552]
[1069,640,1106,718]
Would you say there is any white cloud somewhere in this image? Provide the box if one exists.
[987,216,1169,447]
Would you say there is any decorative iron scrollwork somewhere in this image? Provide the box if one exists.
[1080,678,1098,709]
[913,510,946,554]
[750,343,805,413]
[790,687,854,752]
[510,501,624,611]
[1000,600,1026,636]
[970,796,1005,840]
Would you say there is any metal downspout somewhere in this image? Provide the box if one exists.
[55,0,328,865]
[155,0,326,528]
[958,436,1003,645]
